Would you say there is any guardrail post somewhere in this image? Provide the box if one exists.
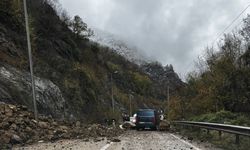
[218,131,222,139]
[235,134,240,145]
[207,129,210,135]
[173,121,250,146]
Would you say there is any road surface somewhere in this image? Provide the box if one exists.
[14,131,221,150]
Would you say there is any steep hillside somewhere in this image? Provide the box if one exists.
[141,62,184,100]
[0,0,183,122]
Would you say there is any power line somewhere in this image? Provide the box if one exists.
[212,4,250,45]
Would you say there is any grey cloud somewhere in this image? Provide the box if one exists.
[59,0,249,79]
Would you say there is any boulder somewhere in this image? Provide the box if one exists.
[4,106,13,117]
[0,122,10,129]
[76,121,81,127]
[38,121,49,129]
[10,134,22,144]
[25,126,32,132]
[0,132,11,143]
[10,123,17,131]
[59,125,68,131]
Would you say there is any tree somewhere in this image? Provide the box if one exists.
[60,9,71,26]
[241,14,250,42]
[71,15,93,39]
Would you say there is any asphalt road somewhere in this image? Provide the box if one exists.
[14,130,221,150]
[107,130,220,150]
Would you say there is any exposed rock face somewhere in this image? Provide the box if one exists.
[141,62,183,86]
[141,62,184,99]
[0,65,65,118]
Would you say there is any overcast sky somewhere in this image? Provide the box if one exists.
[59,0,250,79]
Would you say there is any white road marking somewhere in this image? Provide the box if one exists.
[100,142,114,150]
[170,134,202,150]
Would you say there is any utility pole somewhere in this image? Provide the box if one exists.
[129,94,132,116]
[24,0,38,120]
[167,84,170,120]
[111,71,118,113]
[111,73,114,113]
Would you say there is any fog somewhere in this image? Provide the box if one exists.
[59,0,250,79]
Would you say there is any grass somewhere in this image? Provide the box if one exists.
[175,126,250,150]
[190,110,250,126]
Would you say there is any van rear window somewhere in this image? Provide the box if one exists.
[137,111,154,116]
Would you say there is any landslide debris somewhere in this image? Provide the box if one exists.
[0,103,123,149]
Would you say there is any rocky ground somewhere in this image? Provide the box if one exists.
[16,130,222,150]
[108,130,222,150]
[0,102,123,150]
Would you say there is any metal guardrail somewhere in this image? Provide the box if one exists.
[172,121,250,145]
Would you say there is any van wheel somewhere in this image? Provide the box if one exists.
[151,127,157,131]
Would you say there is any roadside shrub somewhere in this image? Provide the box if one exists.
[191,110,250,126]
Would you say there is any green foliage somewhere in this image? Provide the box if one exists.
[0,0,24,32]
[131,72,152,95]
[191,110,250,126]
[170,15,250,121]
[168,96,185,120]
[71,15,87,37]
[106,61,121,72]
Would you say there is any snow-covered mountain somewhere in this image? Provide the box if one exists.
[89,29,151,64]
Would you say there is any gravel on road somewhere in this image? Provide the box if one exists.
[15,130,222,150]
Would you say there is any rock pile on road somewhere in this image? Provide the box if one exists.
[0,103,123,149]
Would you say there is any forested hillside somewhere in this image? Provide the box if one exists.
[0,0,183,122]
[170,15,250,125]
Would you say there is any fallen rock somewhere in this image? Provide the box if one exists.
[0,122,10,129]
[0,103,124,149]
[0,132,12,143]
[5,107,13,117]
[10,123,17,130]
[111,138,121,142]
[159,120,170,131]
[188,137,193,141]
[10,134,22,144]
[59,125,68,131]
[25,126,32,132]
[38,121,48,129]
[76,121,81,127]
